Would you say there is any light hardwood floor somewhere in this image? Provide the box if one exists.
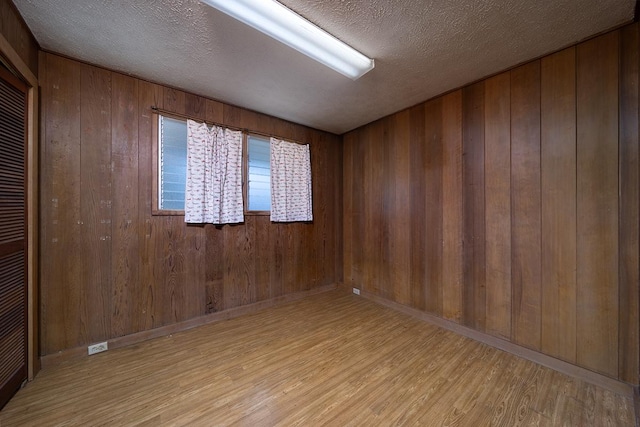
[1,290,635,426]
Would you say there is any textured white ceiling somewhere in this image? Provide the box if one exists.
[13,0,635,134]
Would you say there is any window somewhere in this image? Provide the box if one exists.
[158,116,187,211]
[154,115,272,214]
[247,135,271,211]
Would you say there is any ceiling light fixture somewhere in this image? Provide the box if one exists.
[200,0,375,80]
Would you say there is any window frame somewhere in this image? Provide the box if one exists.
[152,113,187,216]
[151,113,273,217]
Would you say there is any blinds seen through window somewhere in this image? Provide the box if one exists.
[159,116,187,210]
[247,135,270,211]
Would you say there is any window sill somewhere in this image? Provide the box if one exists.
[245,210,270,216]
[152,209,185,216]
[151,209,270,217]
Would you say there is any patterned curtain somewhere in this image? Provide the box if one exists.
[185,120,244,224]
[270,138,313,222]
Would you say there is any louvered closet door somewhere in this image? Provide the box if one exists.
[0,66,28,410]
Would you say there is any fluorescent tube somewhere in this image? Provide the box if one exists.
[201,0,375,80]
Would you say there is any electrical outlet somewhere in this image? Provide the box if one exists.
[352,288,360,295]
[88,341,108,355]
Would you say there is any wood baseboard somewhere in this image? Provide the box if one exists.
[358,290,635,398]
[41,284,337,369]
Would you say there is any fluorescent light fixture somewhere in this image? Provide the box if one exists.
[201,0,375,80]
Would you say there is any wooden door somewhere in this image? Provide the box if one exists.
[0,65,28,409]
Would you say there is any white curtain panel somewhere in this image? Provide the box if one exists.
[270,137,313,222]
[185,120,244,224]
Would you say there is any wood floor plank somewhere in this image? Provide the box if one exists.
[1,291,633,426]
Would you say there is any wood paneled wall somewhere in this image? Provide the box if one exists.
[39,52,343,355]
[344,24,639,384]
[0,0,38,76]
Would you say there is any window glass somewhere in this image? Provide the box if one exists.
[159,116,187,210]
[247,135,271,211]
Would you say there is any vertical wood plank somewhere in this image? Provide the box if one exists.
[282,223,298,296]
[318,132,335,285]
[364,121,385,296]
[258,112,278,137]
[79,64,112,344]
[164,217,186,323]
[296,128,316,291]
[424,100,443,316]
[510,61,542,350]
[204,224,225,313]
[462,82,486,331]
[329,133,342,288]
[162,87,187,324]
[206,99,224,123]
[240,108,260,131]
[442,90,464,323]
[241,217,256,303]
[185,93,206,121]
[409,104,426,311]
[270,221,284,299]
[484,72,511,339]
[253,215,271,301]
[576,32,619,377]
[305,132,320,290]
[350,126,366,291]
[204,100,225,312]
[392,110,411,306]
[39,52,51,354]
[41,54,82,353]
[184,96,207,318]
[343,132,355,289]
[307,130,320,290]
[382,119,395,299]
[164,88,185,115]
[152,153,168,324]
[37,51,47,355]
[183,216,205,317]
[380,119,394,300]
[111,73,139,337]
[137,80,163,328]
[332,135,344,286]
[618,23,639,384]
[222,104,251,308]
[540,47,577,363]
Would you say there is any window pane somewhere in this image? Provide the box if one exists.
[160,116,187,210]
[248,135,270,211]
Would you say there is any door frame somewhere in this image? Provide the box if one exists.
[0,34,39,379]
